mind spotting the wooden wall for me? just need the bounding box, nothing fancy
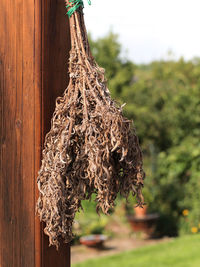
[0,0,71,266]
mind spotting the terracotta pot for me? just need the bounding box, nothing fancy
[127,213,159,236]
[134,205,147,218]
[79,235,107,248]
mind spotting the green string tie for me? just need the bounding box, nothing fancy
[66,0,91,17]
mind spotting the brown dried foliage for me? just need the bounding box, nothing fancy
[36,3,145,249]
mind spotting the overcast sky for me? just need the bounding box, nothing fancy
[84,0,200,63]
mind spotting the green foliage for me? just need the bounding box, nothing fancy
[140,61,200,235]
[73,235,200,267]
[87,32,200,236]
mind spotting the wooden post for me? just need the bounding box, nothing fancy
[0,0,71,266]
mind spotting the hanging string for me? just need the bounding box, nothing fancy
[66,0,91,17]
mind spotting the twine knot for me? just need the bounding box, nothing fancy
[66,0,91,17]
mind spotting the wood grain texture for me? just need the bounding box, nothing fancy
[0,0,71,266]
[41,1,71,265]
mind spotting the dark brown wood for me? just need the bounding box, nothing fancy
[41,1,71,265]
[0,0,71,266]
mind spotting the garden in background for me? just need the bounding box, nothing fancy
[71,32,200,265]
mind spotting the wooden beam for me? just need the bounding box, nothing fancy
[0,0,71,266]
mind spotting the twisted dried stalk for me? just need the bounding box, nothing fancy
[36,1,145,249]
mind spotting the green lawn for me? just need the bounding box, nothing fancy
[73,235,200,267]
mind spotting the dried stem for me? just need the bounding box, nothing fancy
[36,2,145,249]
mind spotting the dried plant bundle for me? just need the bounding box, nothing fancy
[36,1,145,249]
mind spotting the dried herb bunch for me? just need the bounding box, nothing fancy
[36,1,145,248]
